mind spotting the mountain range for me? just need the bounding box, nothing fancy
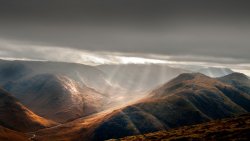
[0,60,249,141]
[29,73,250,141]
[0,60,110,92]
[90,73,250,140]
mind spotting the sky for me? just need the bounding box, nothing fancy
[0,0,250,74]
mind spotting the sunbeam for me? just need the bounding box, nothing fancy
[134,65,152,91]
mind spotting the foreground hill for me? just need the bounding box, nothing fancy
[0,126,28,141]
[4,74,107,123]
[32,73,250,141]
[117,114,250,141]
[0,88,56,132]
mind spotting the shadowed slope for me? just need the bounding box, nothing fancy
[219,72,250,96]
[0,88,56,132]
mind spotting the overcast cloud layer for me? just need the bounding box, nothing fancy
[0,0,250,74]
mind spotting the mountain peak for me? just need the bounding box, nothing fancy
[167,73,209,85]
[178,73,206,78]
[150,73,222,98]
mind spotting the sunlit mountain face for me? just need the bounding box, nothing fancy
[0,0,250,141]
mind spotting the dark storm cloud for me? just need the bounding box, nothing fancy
[0,0,250,61]
[0,0,250,21]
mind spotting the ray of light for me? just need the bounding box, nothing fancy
[206,68,214,77]
[134,65,153,92]
[100,65,122,95]
[160,64,168,85]
[124,66,141,91]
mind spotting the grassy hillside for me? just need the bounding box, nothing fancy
[116,114,250,141]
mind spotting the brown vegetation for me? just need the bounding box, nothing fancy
[117,114,250,141]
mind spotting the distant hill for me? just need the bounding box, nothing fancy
[117,114,250,141]
[0,88,56,132]
[0,60,111,94]
[3,73,107,123]
[197,67,234,77]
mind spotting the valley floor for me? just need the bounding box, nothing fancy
[113,114,250,141]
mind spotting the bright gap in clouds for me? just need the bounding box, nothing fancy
[79,50,169,65]
[115,56,167,64]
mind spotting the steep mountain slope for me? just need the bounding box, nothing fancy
[118,114,250,141]
[32,73,250,141]
[0,126,29,141]
[197,67,233,77]
[98,64,189,91]
[0,88,56,132]
[4,74,107,123]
